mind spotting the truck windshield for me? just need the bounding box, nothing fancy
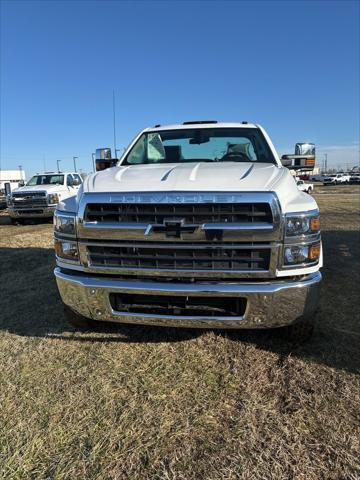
[123,128,276,165]
[27,174,65,186]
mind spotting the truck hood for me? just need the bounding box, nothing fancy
[82,162,317,213]
[12,184,63,194]
[85,162,283,192]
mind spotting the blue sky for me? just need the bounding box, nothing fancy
[1,0,359,176]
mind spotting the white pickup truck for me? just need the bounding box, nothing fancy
[54,122,322,341]
[8,172,83,222]
[295,178,314,194]
[323,173,350,185]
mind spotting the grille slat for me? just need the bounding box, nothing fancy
[87,244,271,271]
[85,202,272,225]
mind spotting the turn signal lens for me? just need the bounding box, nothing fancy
[309,243,321,261]
[310,217,320,231]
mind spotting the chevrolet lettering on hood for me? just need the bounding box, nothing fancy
[107,193,244,204]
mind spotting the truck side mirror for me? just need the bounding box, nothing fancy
[4,182,11,196]
[95,148,118,171]
[281,143,316,171]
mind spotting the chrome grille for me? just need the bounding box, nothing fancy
[76,192,282,278]
[84,202,273,225]
[12,192,47,208]
[86,242,271,272]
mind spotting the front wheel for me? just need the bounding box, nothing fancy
[63,305,95,329]
[279,316,315,343]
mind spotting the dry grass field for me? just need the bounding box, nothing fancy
[0,188,359,479]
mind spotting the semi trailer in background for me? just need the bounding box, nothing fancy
[0,169,26,209]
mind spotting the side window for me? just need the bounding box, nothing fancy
[67,174,73,186]
[127,135,146,164]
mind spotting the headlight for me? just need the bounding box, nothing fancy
[284,243,321,266]
[54,211,76,236]
[285,212,320,236]
[48,193,60,204]
[54,239,79,261]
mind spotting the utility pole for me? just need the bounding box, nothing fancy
[113,89,117,156]
[115,148,121,159]
[57,160,61,172]
[18,165,23,181]
[92,153,95,172]
[324,153,328,173]
[73,156,78,173]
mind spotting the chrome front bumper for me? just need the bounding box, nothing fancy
[55,268,321,329]
[8,206,56,218]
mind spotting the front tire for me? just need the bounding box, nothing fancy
[63,305,94,329]
[10,218,25,225]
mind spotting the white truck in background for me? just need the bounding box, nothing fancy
[54,121,322,341]
[295,178,314,194]
[8,172,83,223]
[323,173,350,185]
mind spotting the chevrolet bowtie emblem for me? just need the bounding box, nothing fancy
[144,218,196,238]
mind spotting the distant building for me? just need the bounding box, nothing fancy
[289,166,320,177]
[0,169,26,190]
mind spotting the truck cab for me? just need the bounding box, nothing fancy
[8,171,82,221]
[54,122,322,340]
